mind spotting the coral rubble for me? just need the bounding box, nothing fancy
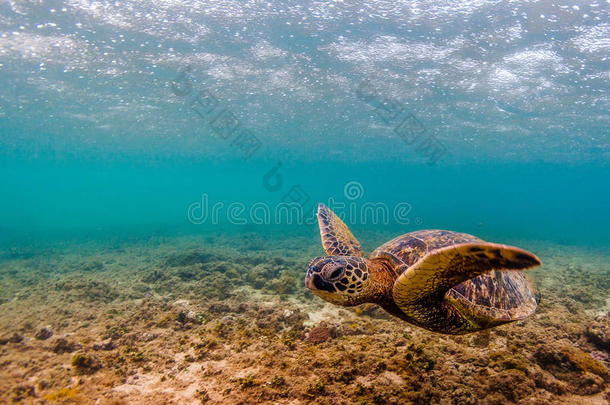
[0,234,607,404]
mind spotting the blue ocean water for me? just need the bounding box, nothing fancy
[2,3,610,403]
[0,1,608,249]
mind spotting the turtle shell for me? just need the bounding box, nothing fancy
[370,230,539,322]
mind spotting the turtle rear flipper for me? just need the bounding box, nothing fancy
[317,204,363,257]
[392,242,541,334]
[446,270,539,328]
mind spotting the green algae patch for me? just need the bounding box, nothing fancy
[267,271,297,295]
[43,387,82,402]
[55,277,119,303]
[1,234,610,404]
[535,344,608,378]
[560,346,608,377]
[235,373,259,390]
[71,352,102,374]
[11,385,35,402]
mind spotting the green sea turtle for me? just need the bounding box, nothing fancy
[305,204,541,335]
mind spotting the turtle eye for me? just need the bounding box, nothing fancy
[323,264,344,281]
[329,268,343,279]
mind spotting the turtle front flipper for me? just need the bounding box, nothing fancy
[317,203,363,257]
[392,242,541,334]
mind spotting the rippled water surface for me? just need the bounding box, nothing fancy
[0,1,608,404]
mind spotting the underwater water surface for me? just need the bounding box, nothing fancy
[0,1,609,404]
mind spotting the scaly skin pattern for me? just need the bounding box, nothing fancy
[306,204,541,335]
[317,204,363,257]
[304,252,468,330]
[391,239,540,334]
[370,229,482,267]
[374,231,540,333]
[306,256,378,307]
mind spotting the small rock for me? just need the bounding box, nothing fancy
[591,350,608,363]
[306,322,336,344]
[574,372,605,396]
[126,375,140,384]
[37,380,50,390]
[8,332,23,343]
[221,315,234,324]
[71,352,102,375]
[539,374,568,395]
[281,308,307,328]
[489,369,534,401]
[0,333,22,344]
[450,387,477,405]
[140,332,157,342]
[35,326,53,340]
[92,338,116,351]
[177,310,202,325]
[585,316,609,351]
[51,337,81,354]
[173,299,190,307]
[12,385,35,401]
[187,310,201,323]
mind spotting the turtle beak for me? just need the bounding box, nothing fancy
[305,257,324,290]
[304,274,314,290]
[304,267,316,290]
[305,270,337,293]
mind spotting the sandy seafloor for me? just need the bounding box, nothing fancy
[0,231,608,405]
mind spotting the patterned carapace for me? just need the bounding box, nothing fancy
[305,204,541,334]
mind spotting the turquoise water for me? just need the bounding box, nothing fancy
[0,1,608,248]
[1,3,610,403]
[1,157,609,249]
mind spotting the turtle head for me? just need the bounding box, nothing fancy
[305,256,371,306]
